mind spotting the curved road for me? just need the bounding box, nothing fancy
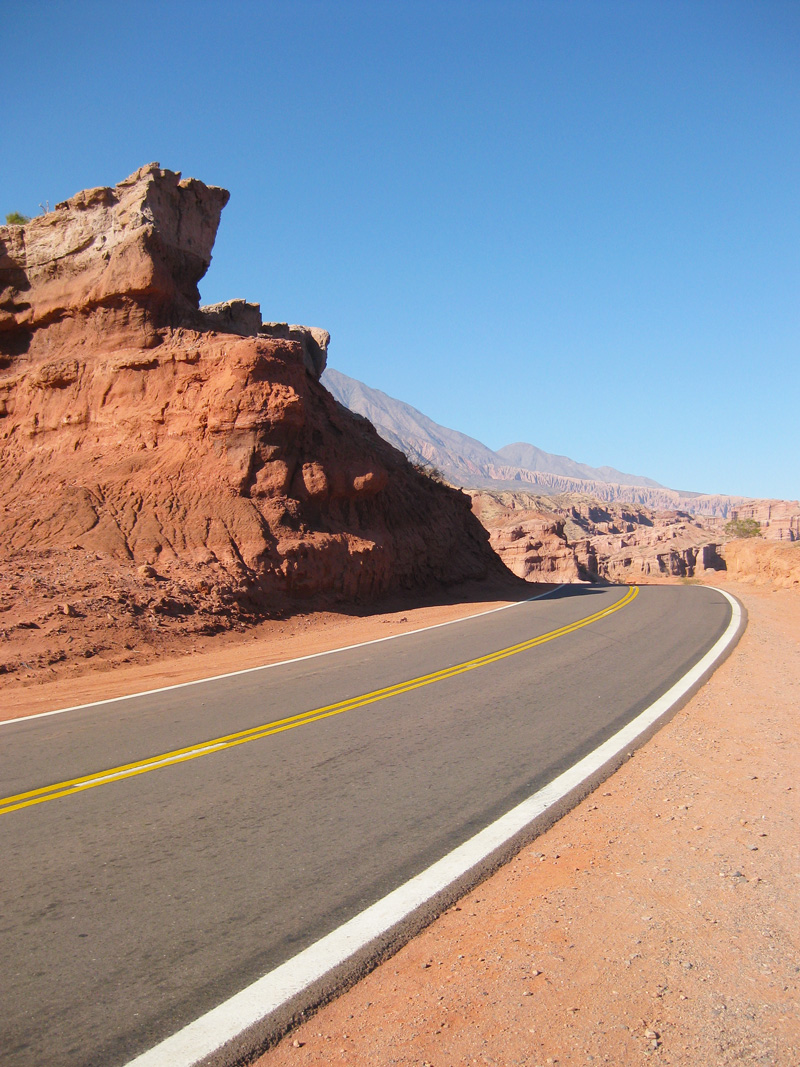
[0,584,737,1067]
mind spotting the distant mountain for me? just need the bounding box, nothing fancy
[495,442,663,489]
[322,367,661,490]
[322,369,797,527]
[322,367,511,485]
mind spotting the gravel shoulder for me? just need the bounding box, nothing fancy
[252,578,799,1067]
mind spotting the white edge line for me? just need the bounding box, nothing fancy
[124,586,743,1067]
[2,585,568,726]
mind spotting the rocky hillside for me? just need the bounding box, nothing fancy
[470,489,800,586]
[0,164,506,676]
[721,538,800,588]
[469,490,728,583]
[323,367,662,491]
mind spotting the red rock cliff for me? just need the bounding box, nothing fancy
[0,165,502,642]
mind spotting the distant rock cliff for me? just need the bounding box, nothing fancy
[0,165,504,664]
[470,490,730,583]
[727,500,800,543]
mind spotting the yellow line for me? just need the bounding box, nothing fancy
[0,586,639,816]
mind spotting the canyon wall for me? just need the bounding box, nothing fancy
[720,539,800,589]
[470,490,730,583]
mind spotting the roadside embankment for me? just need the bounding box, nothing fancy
[722,538,800,588]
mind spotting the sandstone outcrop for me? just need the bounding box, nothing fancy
[0,163,229,355]
[720,539,800,588]
[0,165,504,676]
[728,500,800,542]
[469,493,594,583]
[470,490,728,583]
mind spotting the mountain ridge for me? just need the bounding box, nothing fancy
[322,367,660,488]
[321,367,786,519]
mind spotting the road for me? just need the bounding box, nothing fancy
[0,584,735,1067]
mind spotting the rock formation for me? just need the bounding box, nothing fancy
[720,539,800,588]
[0,164,505,674]
[727,500,800,542]
[470,490,730,583]
[469,493,594,583]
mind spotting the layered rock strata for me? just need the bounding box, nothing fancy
[0,165,503,673]
[728,500,800,542]
[470,490,730,583]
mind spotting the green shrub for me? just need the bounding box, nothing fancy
[5,212,30,225]
[724,517,761,539]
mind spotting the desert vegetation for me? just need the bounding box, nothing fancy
[724,517,761,538]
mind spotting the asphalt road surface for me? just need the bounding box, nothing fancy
[0,583,734,1067]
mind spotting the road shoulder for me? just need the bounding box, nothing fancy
[254,580,799,1067]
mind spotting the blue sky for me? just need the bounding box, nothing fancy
[4,0,798,499]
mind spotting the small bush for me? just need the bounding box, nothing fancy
[411,460,446,484]
[724,517,761,539]
[5,212,30,225]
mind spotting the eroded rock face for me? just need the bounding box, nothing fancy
[721,539,800,588]
[728,500,800,542]
[260,323,329,379]
[470,490,728,583]
[0,166,502,657]
[0,164,230,355]
[469,493,593,582]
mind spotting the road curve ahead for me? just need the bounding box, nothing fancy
[0,584,741,1067]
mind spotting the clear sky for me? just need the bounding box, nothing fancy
[4,0,798,499]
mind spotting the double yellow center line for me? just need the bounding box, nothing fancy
[1,586,638,817]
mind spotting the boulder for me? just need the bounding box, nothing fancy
[200,299,262,336]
